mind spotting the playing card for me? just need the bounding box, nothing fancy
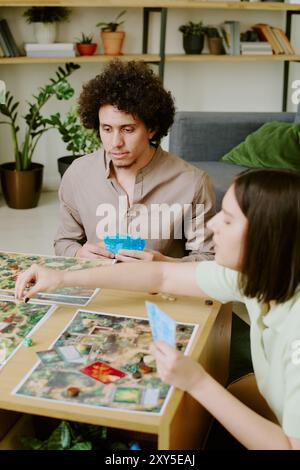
[145,301,176,347]
[80,361,127,384]
[56,345,85,363]
[113,386,142,404]
[36,349,61,364]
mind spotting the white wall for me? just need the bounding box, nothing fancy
[0,6,299,190]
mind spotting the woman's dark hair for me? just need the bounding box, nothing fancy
[78,60,175,145]
[234,168,300,304]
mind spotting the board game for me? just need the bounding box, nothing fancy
[0,251,114,306]
[14,310,198,414]
[0,299,56,369]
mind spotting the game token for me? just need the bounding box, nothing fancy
[67,386,80,397]
[132,371,142,379]
[139,362,152,374]
[23,337,33,347]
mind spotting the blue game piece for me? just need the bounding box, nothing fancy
[129,441,141,450]
[103,235,146,254]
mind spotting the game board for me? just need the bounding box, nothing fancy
[0,251,114,306]
[0,299,56,369]
[14,310,197,414]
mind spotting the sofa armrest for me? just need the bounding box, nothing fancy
[169,111,295,162]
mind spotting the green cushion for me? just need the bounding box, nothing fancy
[222,121,300,171]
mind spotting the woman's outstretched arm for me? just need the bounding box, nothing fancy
[15,261,207,300]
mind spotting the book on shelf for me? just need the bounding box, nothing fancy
[220,21,240,55]
[24,43,76,57]
[272,27,295,55]
[0,19,22,57]
[24,43,75,51]
[240,41,273,55]
[252,23,294,55]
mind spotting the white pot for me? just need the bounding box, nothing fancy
[34,23,57,44]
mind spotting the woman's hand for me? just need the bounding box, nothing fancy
[15,264,64,301]
[149,341,208,393]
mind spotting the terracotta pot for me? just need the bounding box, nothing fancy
[208,37,224,55]
[101,31,125,56]
[76,43,97,56]
[0,162,44,209]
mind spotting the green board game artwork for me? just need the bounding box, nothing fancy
[14,310,198,414]
[0,251,114,306]
[0,299,56,369]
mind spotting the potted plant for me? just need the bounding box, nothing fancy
[206,26,224,55]
[96,10,126,56]
[75,33,97,56]
[23,6,71,44]
[179,21,206,54]
[0,63,80,209]
[48,105,100,178]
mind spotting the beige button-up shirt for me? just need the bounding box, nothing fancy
[54,146,216,261]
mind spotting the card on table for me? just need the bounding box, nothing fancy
[80,361,127,384]
[36,349,61,364]
[113,386,143,404]
[56,345,85,363]
[145,301,176,347]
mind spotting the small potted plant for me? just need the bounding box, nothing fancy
[179,21,206,55]
[206,26,224,55]
[0,63,80,209]
[48,105,101,178]
[23,6,71,44]
[76,33,97,56]
[96,10,126,56]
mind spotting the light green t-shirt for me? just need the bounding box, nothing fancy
[196,261,300,439]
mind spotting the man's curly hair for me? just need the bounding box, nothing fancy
[78,60,175,145]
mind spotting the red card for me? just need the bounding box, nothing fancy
[80,361,126,384]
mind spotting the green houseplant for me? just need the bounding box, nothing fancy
[23,6,71,44]
[0,62,80,209]
[179,21,206,54]
[96,10,126,55]
[75,33,97,56]
[48,105,101,178]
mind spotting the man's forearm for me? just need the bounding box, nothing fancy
[54,239,82,257]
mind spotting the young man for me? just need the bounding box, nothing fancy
[54,60,215,262]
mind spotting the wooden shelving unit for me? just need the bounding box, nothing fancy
[166,53,300,62]
[0,1,300,108]
[0,53,160,65]
[0,1,299,10]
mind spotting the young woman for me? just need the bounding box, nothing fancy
[15,168,300,450]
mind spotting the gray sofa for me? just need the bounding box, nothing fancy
[169,109,298,209]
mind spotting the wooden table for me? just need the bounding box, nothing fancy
[0,289,231,450]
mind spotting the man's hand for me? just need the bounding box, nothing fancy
[76,241,115,260]
[115,248,171,263]
[149,341,207,393]
[15,264,63,301]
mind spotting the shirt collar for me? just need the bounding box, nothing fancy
[103,145,163,181]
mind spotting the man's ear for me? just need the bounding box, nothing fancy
[148,128,157,140]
